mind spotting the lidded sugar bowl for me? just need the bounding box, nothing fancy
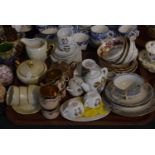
[16,59,47,84]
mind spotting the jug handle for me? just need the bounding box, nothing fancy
[47,44,55,57]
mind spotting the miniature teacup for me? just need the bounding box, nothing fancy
[90,25,115,45]
[118,25,139,40]
[83,91,102,108]
[67,77,90,96]
[72,33,89,50]
[145,41,155,62]
[0,84,6,103]
[112,73,144,100]
[63,98,84,118]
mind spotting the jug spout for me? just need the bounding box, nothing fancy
[20,38,33,46]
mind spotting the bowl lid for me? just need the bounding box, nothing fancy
[17,60,47,78]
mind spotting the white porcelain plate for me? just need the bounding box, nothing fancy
[60,100,110,122]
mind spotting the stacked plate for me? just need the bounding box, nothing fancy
[103,73,155,117]
[97,37,138,73]
[50,46,82,64]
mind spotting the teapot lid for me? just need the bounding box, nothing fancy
[17,60,47,78]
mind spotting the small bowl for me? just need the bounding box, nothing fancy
[19,86,28,106]
[41,107,60,119]
[6,86,20,106]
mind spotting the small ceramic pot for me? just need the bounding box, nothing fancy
[41,107,60,119]
[145,41,155,62]
[63,98,84,118]
[72,33,89,50]
[0,84,6,103]
[112,73,144,100]
[0,65,13,86]
[67,77,90,96]
[0,42,14,62]
[16,59,47,84]
[83,91,102,108]
[21,38,48,61]
[6,86,20,106]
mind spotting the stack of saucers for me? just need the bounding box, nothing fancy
[97,37,138,73]
[103,73,155,117]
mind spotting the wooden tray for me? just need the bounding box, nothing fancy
[6,106,155,126]
[5,43,155,127]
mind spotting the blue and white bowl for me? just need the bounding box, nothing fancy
[72,33,89,50]
[90,25,115,46]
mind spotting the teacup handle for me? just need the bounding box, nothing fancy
[47,44,55,56]
[101,67,108,78]
[106,30,115,38]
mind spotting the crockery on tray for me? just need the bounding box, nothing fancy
[17,59,47,84]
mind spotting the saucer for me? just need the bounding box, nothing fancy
[12,104,41,115]
[107,94,155,117]
[60,98,110,122]
[139,50,155,73]
[105,82,154,107]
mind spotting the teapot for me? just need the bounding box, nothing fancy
[20,38,48,61]
[83,67,108,93]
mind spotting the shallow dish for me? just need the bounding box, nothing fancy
[60,98,110,122]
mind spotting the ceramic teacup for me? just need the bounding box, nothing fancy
[90,25,115,45]
[145,41,155,62]
[118,25,139,40]
[63,98,84,118]
[57,27,76,51]
[83,91,102,108]
[112,73,144,100]
[72,33,89,50]
[0,84,6,103]
[39,84,61,110]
